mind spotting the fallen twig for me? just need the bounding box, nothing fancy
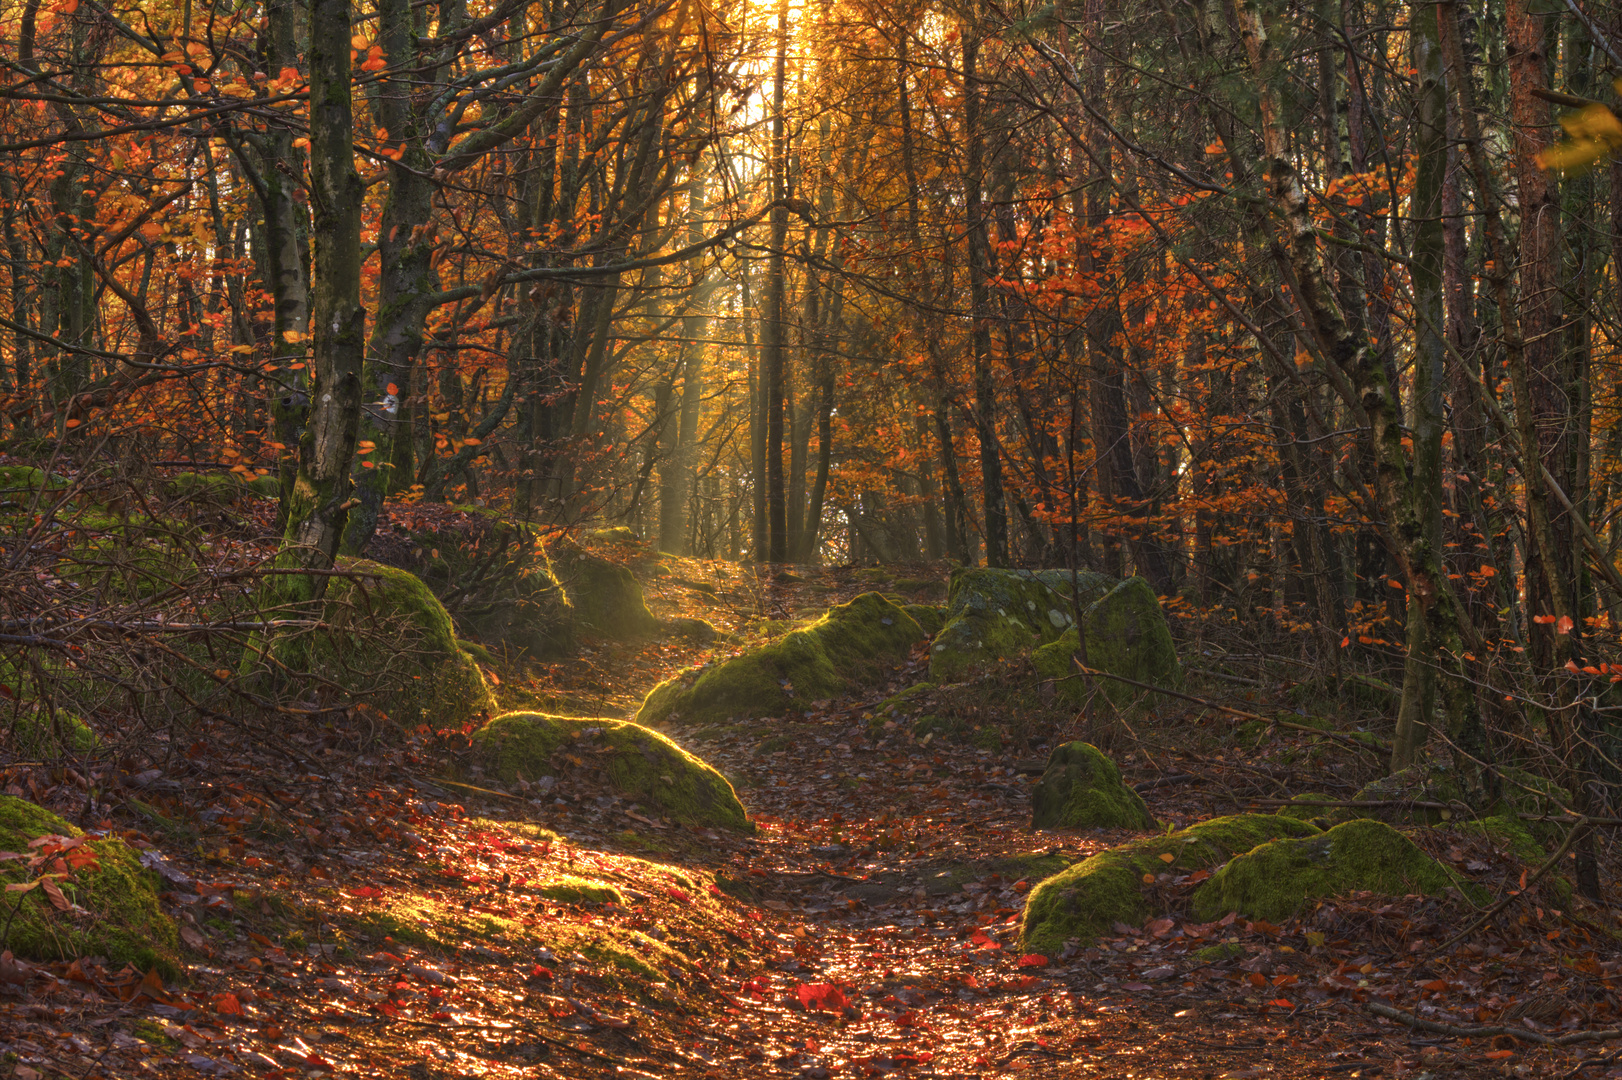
[1367,1001,1622,1045]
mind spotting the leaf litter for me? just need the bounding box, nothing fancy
[0,560,1620,1078]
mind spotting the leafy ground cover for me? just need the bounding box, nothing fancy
[0,547,1617,1079]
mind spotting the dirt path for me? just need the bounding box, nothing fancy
[0,557,1615,1078]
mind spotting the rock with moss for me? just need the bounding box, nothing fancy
[369,507,574,658]
[551,539,660,639]
[1029,578,1182,709]
[587,526,642,545]
[636,593,926,726]
[903,604,946,638]
[267,560,496,731]
[472,712,750,831]
[10,710,98,756]
[164,471,245,507]
[1343,764,1569,830]
[0,796,178,972]
[930,568,1111,683]
[0,465,65,505]
[1031,742,1153,830]
[665,616,721,642]
[1279,792,1337,825]
[1191,819,1484,922]
[1020,814,1319,954]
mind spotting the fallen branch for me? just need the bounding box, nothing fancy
[1367,1001,1622,1045]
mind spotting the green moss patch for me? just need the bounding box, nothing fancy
[534,875,624,905]
[1191,819,1484,923]
[1020,814,1319,954]
[636,593,926,726]
[0,796,178,972]
[281,560,496,731]
[9,710,98,756]
[903,605,946,637]
[1031,742,1153,829]
[471,712,750,832]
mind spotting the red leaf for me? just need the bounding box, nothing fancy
[1267,997,1294,1009]
[796,982,849,1012]
[351,886,383,899]
[214,993,243,1015]
[1016,954,1049,968]
[40,879,68,911]
[969,929,1001,950]
[665,886,690,902]
[1557,615,1575,634]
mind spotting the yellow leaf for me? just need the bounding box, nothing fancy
[281,329,304,343]
[1158,852,1175,864]
[1141,873,1155,885]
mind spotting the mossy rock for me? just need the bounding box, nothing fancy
[10,710,98,756]
[552,540,659,639]
[1029,578,1182,710]
[1194,942,1246,963]
[903,604,946,638]
[535,875,624,905]
[164,471,244,506]
[872,682,936,724]
[1031,742,1153,829]
[1279,792,1337,823]
[0,796,179,972]
[1020,814,1319,954]
[0,465,65,504]
[471,712,751,832]
[665,616,721,642]
[244,474,281,498]
[1343,765,1569,831]
[587,526,642,545]
[267,560,496,731]
[1190,819,1485,923]
[636,593,926,726]
[930,568,1112,683]
[373,508,574,658]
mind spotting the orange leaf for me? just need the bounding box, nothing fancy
[1557,615,1575,634]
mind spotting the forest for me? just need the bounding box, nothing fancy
[3,0,1622,1073]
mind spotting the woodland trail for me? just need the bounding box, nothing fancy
[0,559,1614,1079]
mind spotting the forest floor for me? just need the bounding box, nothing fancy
[1,539,1619,1080]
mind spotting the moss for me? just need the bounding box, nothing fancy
[1029,578,1183,710]
[666,617,721,642]
[0,796,179,973]
[1279,793,1337,823]
[587,526,642,545]
[164,471,244,506]
[535,875,624,905]
[1194,942,1246,963]
[0,466,62,504]
[1191,819,1486,923]
[290,560,497,731]
[472,712,751,831]
[1020,814,1319,953]
[1031,742,1153,829]
[636,593,926,726]
[244,474,281,498]
[903,604,946,638]
[9,710,98,756]
[456,638,497,667]
[930,568,1113,683]
[873,682,936,722]
[551,540,659,639]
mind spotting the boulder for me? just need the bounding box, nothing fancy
[636,593,926,726]
[903,604,946,638]
[1191,819,1481,922]
[1020,814,1318,954]
[551,539,660,639]
[931,570,1181,708]
[0,796,178,972]
[472,712,750,831]
[266,560,496,731]
[930,568,1109,683]
[1030,742,1153,829]
[367,507,574,658]
[1343,764,1569,829]
[1029,578,1182,709]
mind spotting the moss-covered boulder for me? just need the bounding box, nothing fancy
[636,593,926,725]
[1191,819,1482,922]
[0,796,178,971]
[164,471,245,506]
[903,604,946,638]
[551,540,659,639]
[368,507,574,658]
[1031,742,1153,829]
[1020,814,1319,954]
[472,712,750,831]
[930,568,1111,683]
[587,526,641,545]
[0,465,65,505]
[1343,764,1569,828]
[1029,578,1182,709]
[10,710,98,756]
[271,560,496,731]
